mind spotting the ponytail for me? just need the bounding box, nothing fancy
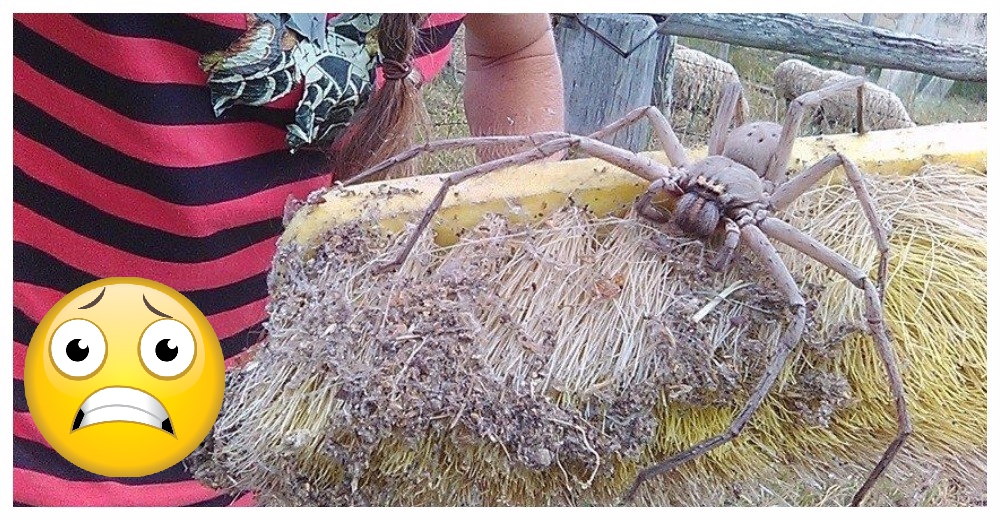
[332,14,428,181]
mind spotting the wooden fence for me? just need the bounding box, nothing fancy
[552,13,987,150]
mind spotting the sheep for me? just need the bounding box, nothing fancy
[669,45,751,122]
[773,59,915,132]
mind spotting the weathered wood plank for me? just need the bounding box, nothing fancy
[846,13,877,76]
[554,14,659,151]
[653,13,986,82]
[651,34,676,116]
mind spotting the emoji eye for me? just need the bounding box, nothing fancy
[139,319,196,378]
[50,319,107,378]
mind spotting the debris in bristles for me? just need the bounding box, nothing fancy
[691,280,753,323]
[782,369,854,427]
[191,204,833,505]
[189,166,986,506]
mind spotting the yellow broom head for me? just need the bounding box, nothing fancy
[187,165,985,506]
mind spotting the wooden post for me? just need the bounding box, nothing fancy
[651,34,677,119]
[554,14,659,151]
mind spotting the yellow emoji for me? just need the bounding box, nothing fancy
[24,277,224,477]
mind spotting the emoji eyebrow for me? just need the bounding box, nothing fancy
[143,295,173,319]
[78,288,106,309]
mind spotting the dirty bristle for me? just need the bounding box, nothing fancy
[188,166,985,506]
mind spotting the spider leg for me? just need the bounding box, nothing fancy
[587,105,690,167]
[758,216,911,507]
[585,108,690,225]
[634,178,674,223]
[351,102,687,187]
[368,103,689,272]
[378,134,677,272]
[343,133,568,185]
[708,83,746,156]
[768,153,890,299]
[712,218,742,271]
[764,76,866,184]
[626,223,807,503]
[374,136,577,272]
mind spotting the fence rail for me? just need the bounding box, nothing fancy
[651,13,986,82]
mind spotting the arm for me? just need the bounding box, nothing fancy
[462,13,565,161]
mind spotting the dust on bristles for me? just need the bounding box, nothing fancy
[188,199,864,505]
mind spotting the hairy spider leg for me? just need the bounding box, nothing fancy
[712,217,743,271]
[625,220,808,503]
[769,153,891,298]
[758,216,910,506]
[375,129,677,272]
[765,77,866,184]
[344,133,568,185]
[588,105,690,168]
[708,82,747,156]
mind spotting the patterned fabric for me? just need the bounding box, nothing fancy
[13,13,463,506]
[201,14,384,151]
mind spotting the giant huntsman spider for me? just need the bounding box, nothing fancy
[341,77,910,506]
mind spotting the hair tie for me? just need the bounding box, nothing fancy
[382,59,413,81]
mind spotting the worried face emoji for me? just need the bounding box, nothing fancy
[24,278,224,477]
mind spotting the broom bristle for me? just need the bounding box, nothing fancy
[188,166,986,506]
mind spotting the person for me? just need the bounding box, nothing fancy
[13,13,565,506]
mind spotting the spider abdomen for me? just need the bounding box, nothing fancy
[723,122,782,177]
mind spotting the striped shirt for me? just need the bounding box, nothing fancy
[13,13,463,506]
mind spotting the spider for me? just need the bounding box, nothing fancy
[341,77,910,507]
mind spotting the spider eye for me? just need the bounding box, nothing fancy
[50,319,107,378]
[140,320,196,378]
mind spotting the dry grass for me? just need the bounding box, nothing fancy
[910,96,988,126]
[418,27,475,175]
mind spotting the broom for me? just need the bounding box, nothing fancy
[188,123,986,506]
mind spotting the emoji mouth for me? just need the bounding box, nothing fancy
[73,387,174,435]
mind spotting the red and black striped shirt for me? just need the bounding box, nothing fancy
[13,13,463,506]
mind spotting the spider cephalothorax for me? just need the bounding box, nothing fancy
[341,76,905,507]
[673,156,767,237]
